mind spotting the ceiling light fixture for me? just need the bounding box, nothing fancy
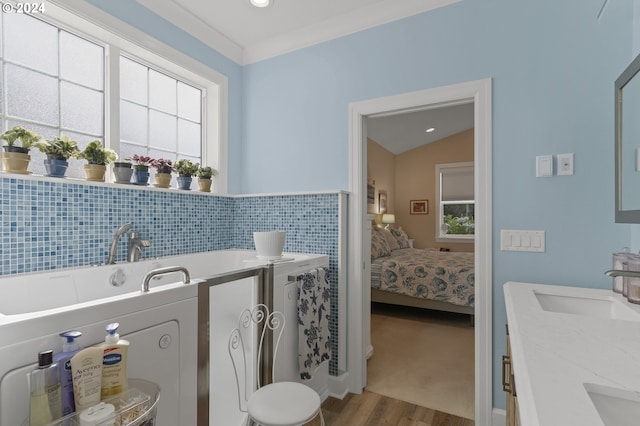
[250,0,272,7]
[426,127,435,133]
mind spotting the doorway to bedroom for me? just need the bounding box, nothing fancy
[365,103,476,420]
[347,79,492,424]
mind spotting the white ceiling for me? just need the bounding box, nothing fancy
[367,103,474,155]
[136,0,460,64]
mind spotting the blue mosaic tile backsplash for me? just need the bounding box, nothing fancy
[0,176,343,375]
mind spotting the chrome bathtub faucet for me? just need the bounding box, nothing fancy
[128,231,151,262]
[107,223,133,264]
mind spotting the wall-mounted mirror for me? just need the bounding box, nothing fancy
[615,52,640,223]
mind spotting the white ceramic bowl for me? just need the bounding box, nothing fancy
[253,231,286,260]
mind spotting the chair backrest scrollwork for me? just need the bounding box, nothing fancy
[228,304,286,412]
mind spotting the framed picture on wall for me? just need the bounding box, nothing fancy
[367,178,375,207]
[378,191,387,214]
[410,199,428,215]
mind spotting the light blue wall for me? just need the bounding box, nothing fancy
[240,0,635,410]
[58,0,638,411]
[86,0,245,194]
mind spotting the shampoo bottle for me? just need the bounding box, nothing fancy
[99,322,129,398]
[54,331,82,416]
[29,349,62,426]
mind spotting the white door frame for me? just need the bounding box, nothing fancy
[347,78,493,424]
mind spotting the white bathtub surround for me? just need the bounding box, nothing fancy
[0,249,330,426]
[503,282,640,426]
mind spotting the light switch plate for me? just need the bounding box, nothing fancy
[557,153,574,176]
[500,230,545,252]
[536,155,553,177]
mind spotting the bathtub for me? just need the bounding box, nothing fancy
[0,249,329,426]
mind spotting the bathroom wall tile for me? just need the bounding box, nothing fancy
[0,176,342,375]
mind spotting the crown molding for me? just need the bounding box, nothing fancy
[243,0,461,64]
[136,0,244,64]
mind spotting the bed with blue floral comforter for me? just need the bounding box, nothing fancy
[371,248,474,308]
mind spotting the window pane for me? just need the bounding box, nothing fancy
[149,110,176,150]
[60,31,104,90]
[61,82,103,135]
[5,13,58,75]
[120,57,148,105]
[120,142,147,163]
[177,82,201,122]
[7,64,59,126]
[121,100,148,144]
[149,70,176,114]
[442,204,475,235]
[177,119,201,157]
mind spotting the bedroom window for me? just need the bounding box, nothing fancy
[0,5,223,189]
[436,162,475,242]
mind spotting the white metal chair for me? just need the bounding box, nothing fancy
[229,304,325,426]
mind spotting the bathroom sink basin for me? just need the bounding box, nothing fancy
[585,383,640,426]
[534,292,640,321]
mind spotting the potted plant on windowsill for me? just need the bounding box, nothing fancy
[175,159,199,190]
[127,155,154,185]
[196,166,217,192]
[0,126,42,174]
[36,136,80,178]
[151,158,174,188]
[74,140,117,182]
[112,159,133,184]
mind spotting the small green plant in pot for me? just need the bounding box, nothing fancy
[36,136,80,178]
[0,126,42,174]
[196,166,217,192]
[74,140,117,182]
[175,159,199,190]
[0,126,42,153]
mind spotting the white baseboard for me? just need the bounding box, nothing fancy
[492,408,506,426]
[328,372,350,399]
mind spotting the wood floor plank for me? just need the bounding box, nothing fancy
[305,391,473,426]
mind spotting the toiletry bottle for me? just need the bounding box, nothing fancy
[30,349,62,426]
[99,322,130,398]
[54,330,82,416]
[71,346,103,412]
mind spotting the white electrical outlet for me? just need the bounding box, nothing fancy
[557,153,574,176]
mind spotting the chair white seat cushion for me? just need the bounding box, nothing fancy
[247,381,321,426]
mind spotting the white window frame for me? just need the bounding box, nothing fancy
[435,161,474,243]
[7,0,228,193]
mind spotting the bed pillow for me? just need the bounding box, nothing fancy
[390,227,411,249]
[371,227,391,260]
[379,227,400,251]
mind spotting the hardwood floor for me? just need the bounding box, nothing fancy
[306,391,474,426]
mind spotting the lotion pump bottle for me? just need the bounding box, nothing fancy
[30,349,62,426]
[54,331,82,416]
[100,322,129,398]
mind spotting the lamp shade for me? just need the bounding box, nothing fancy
[381,214,395,224]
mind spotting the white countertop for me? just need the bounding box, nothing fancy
[503,282,640,426]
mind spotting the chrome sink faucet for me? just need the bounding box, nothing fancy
[128,231,151,262]
[107,223,133,264]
